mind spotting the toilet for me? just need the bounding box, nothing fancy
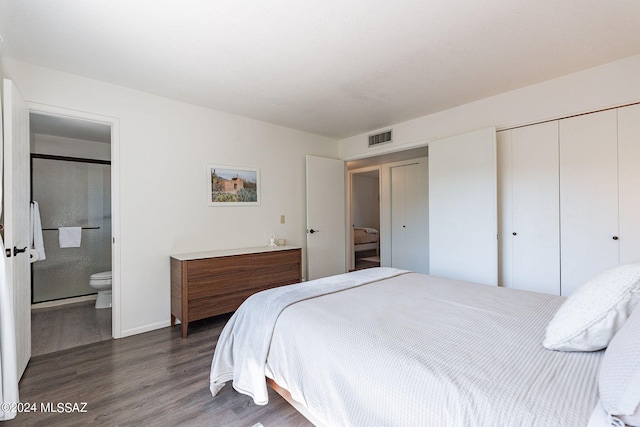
[89,271,112,309]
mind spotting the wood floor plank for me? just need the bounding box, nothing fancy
[7,314,313,427]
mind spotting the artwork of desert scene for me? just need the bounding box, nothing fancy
[209,166,258,203]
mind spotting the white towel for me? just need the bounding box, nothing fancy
[30,201,46,261]
[58,227,82,248]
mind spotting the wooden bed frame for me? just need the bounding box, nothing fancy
[266,378,323,426]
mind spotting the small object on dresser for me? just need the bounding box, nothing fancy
[268,233,277,247]
[276,238,286,246]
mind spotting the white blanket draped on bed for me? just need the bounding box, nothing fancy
[209,267,408,405]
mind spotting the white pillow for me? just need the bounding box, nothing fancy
[599,305,640,425]
[543,263,640,352]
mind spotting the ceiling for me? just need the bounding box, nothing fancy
[1,1,640,140]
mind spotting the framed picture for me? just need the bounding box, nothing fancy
[207,164,260,206]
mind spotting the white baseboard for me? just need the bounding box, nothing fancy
[119,320,171,338]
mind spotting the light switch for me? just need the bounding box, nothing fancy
[280,215,285,224]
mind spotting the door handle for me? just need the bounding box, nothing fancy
[13,246,28,256]
[308,229,319,234]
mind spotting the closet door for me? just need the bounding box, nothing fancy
[429,127,497,286]
[497,130,514,287]
[618,104,640,264]
[390,160,429,273]
[498,122,560,294]
[560,109,619,296]
[403,161,429,273]
[391,164,408,269]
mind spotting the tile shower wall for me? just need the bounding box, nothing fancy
[32,157,111,303]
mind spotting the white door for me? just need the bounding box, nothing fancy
[497,122,560,295]
[403,160,429,273]
[390,164,408,269]
[391,161,429,273]
[306,155,346,280]
[2,79,31,378]
[560,109,619,296]
[429,127,497,286]
[618,104,640,264]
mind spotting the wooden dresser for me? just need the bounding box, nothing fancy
[170,246,302,337]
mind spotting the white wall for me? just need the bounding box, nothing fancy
[340,54,640,159]
[2,58,338,337]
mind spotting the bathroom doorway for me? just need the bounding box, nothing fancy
[29,112,114,355]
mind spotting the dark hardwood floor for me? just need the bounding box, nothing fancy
[7,314,313,427]
[31,301,112,357]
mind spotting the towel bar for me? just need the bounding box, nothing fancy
[42,227,101,231]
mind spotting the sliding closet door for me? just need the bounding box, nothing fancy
[498,122,560,294]
[429,128,497,286]
[617,104,640,264]
[560,109,619,296]
[403,161,429,273]
[390,164,408,269]
[390,159,428,273]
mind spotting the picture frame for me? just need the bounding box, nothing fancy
[207,164,260,206]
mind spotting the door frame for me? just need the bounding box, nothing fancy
[26,102,122,338]
[347,165,382,270]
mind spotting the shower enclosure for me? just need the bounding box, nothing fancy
[31,155,112,303]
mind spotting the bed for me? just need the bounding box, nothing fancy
[210,267,640,426]
[353,227,379,255]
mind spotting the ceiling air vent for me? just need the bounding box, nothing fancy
[368,130,392,147]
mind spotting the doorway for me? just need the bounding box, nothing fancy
[347,146,429,271]
[349,168,381,271]
[28,111,116,355]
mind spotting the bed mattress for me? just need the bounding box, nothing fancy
[266,273,602,426]
[354,228,379,245]
[212,269,603,426]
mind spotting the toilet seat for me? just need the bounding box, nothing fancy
[90,270,112,285]
[90,270,112,280]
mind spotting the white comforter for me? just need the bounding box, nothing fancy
[209,267,408,405]
[211,269,603,426]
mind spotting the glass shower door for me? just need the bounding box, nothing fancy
[31,157,111,303]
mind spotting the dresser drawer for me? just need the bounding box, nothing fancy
[187,270,252,300]
[252,250,300,269]
[252,265,301,287]
[252,249,301,288]
[188,292,251,321]
[187,255,250,281]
